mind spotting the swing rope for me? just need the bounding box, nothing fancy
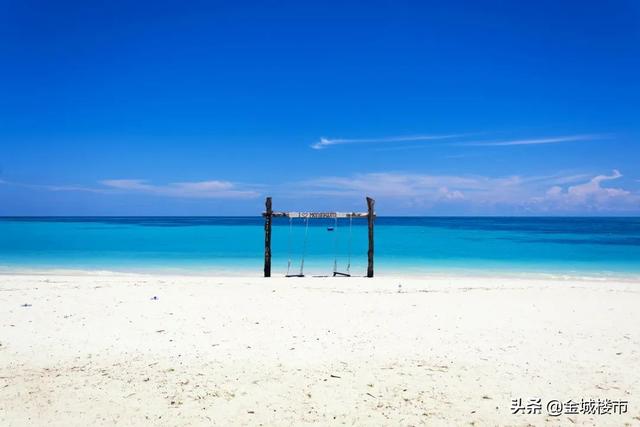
[346,215,352,275]
[286,216,308,277]
[286,213,354,277]
[286,216,293,276]
[332,215,353,277]
[332,217,338,274]
[299,216,309,276]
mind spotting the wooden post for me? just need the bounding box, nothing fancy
[366,197,375,278]
[264,197,272,277]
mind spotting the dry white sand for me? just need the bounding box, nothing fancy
[1,272,639,426]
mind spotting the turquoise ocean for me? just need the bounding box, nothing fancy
[1,217,639,277]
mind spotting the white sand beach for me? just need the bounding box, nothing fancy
[1,272,639,426]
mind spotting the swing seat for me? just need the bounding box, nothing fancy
[285,273,305,278]
[333,271,351,277]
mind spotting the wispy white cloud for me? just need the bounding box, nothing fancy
[311,134,466,150]
[311,133,607,150]
[462,134,603,146]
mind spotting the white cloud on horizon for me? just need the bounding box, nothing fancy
[0,180,112,194]
[99,179,260,199]
[3,171,637,213]
[0,178,260,199]
[297,170,639,213]
[531,170,639,212]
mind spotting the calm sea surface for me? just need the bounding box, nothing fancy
[1,217,639,277]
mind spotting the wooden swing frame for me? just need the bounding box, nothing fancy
[262,197,375,278]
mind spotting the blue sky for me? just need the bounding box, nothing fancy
[1,0,639,215]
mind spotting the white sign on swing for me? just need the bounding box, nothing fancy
[285,212,362,219]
